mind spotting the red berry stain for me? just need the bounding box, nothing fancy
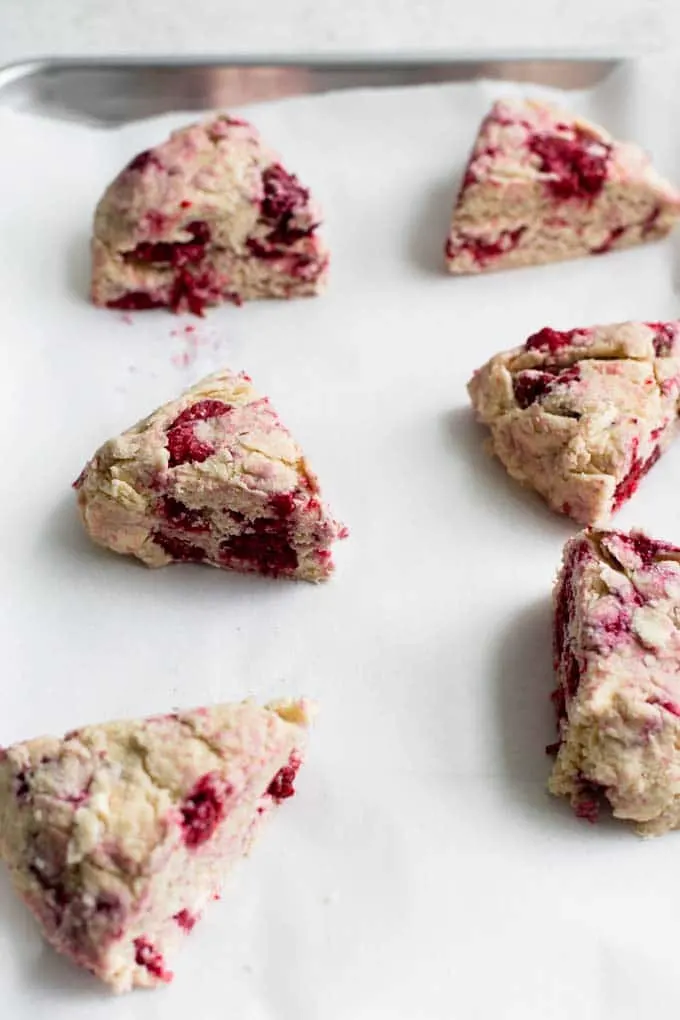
[153,532,205,562]
[524,326,583,353]
[173,909,198,932]
[612,443,662,511]
[259,164,315,246]
[512,364,581,409]
[528,127,610,200]
[267,754,301,802]
[647,321,678,357]
[166,399,232,467]
[591,225,625,254]
[123,221,211,269]
[107,292,166,311]
[606,530,678,569]
[552,539,590,722]
[220,517,299,576]
[126,150,162,173]
[134,937,173,982]
[181,774,230,849]
[574,778,603,823]
[157,496,210,532]
[445,226,525,265]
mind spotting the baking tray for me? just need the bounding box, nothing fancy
[6,50,680,1020]
[0,55,621,123]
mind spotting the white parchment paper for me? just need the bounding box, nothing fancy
[3,55,680,1020]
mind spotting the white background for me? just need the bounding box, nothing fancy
[0,0,678,67]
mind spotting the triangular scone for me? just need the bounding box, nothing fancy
[445,99,680,274]
[75,369,347,582]
[0,699,311,991]
[468,320,680,525]
[549,528,680,835]
[91,114,328,315]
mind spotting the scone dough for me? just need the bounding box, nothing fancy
[446,99,680,274]
[468,320,680,525]
[549,529,680,836]
[0,700,311,990]
[92,114,328,315]
[75,368,347,582]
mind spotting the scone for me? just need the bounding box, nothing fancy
[468,320,680,524]
[446,99,680,274]
[0,699,311,990]
[549,529,680,835]
[92,114,328,315]
[74,368,347,582]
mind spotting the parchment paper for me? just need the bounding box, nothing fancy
[3,54,680,1020]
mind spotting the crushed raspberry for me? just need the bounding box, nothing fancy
[446,226,525,265]
[107,292,166,311]
[173,909,198,932]
[647,321,678,357]
[169,267,223,317]
[166,399,232,467]
[270,492,297,517]
[524,326,583,352]
[591,225,625,254]
[181,775,230,848]
[612,444,661,511]
[651,698,680,716]
[261,164,309,221]
[220,518,298,576]
[134,937,173,982]
[513,364,581,409]
[124,221,211,269]
[267,754,301,802]
[157,496,210,532]
[127,150,162,173]
[153,532,205,562]
[180,200,192,209]
[528,127,610,200]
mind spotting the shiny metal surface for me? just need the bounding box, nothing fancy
[0,56,620,125]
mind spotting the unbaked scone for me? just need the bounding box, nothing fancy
[549,528,680,835]
[92,114,328,315]
[74,368,347,582]
[446,99,680,274]
[0,699,311,990]
[468,320,680,524]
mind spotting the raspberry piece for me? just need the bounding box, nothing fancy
[180,774,230,849]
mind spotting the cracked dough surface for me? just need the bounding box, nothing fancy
[549,528,680,836]
[446,99,680,274]
[468,320,680,524]
[75,367,346,582]
[0,699,310,991]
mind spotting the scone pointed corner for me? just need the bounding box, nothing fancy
[91,114,329,316]
[74,367,347,583]
[548,527,680,835]
[0,699,311,991]
[445,98,680,275]
[467,319,680,525]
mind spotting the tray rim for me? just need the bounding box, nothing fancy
[0,51,627,95]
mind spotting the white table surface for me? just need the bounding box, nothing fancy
[0,0,676,69]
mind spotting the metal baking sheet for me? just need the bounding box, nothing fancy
[0,55,620,123]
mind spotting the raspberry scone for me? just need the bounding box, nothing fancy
[549,529,680,835]
[74,368,346,582]
[445,99,680,274]
[468,320,680,525]
[0,699,311,990]
[91,115,328,315]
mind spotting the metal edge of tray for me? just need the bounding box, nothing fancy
[0,54,624,125]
